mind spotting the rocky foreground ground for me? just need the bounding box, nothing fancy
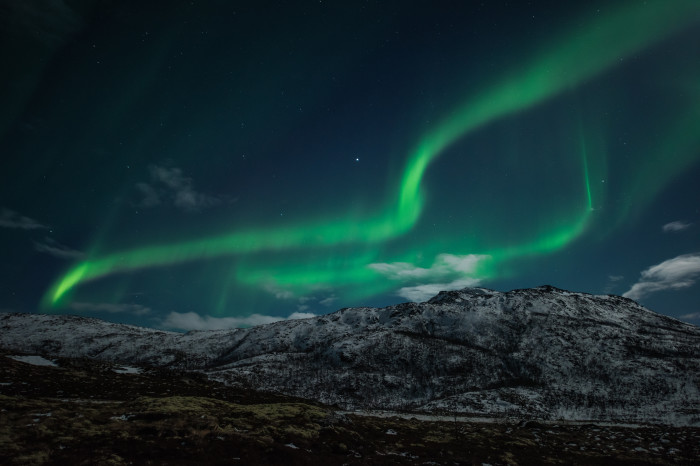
[0,351,698,465]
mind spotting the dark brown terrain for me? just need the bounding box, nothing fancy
[1,350,698,465]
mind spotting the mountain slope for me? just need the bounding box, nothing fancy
[1,286,699,424]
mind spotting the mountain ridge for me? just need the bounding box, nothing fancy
[2,286,699,425]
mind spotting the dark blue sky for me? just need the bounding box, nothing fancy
[1,0,699,330]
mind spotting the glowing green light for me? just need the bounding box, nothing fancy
[45,262,88,307]
[43,0,700,308]
[399,0,700,207]
[581,134,593,212]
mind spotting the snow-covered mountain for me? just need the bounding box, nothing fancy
[2,286,699,424]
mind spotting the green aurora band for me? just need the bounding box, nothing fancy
[44,0,700,309]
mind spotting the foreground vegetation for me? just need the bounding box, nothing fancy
[1,351,698,465]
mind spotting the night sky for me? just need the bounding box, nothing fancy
[2,0,699,331]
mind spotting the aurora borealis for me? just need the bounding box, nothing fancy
[1,1,700,329]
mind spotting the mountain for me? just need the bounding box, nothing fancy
[1,286,699,425]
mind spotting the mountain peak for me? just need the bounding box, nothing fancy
[1,286,699,424]
[426,287,497,304]
[532,284,566,292]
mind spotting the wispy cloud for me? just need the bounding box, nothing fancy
[0,208,48,230]
[136,165,222,212]
[679,312,700,322]
[603,274,624,294]
[319,295,338,307]
[263,282,296,300]
[263,285,340,313]
[370,253,490,302]
[370,254,487,281]
[69,302,151,316]
[162,311,315,331]
[34,237,84,259]
[623,253,700,301]
[662,221,692,233]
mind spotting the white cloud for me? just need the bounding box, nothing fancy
[263,282,295,300]
[662,221,692,233]
[396,278,483,302]
[370,253,490,302]
[34,237,84,259]
[319,295,338,307]
[602,274,624,294]
[623,253,700,301]
[0,208,48,230]
[264,290,340,312]
[137,165,221,212]
[262,286,341,313]
[162,310,316,331]
[69,302,151,316]
[369,254,488,281]
[369,261,430,280]
[679,312,700,322]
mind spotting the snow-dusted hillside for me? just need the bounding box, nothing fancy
[2,286,699,425]
[0,314,235,368]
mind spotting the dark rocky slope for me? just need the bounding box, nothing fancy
[2,286,699,424]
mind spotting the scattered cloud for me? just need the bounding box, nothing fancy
[136,165,222,212]
[370,254,487,281]
[296,296,318,311]
[319,295,338,307]
[0,208,48,230]
[263,282,295,300]
[162,310,316,331]
[370,253,490,302]
[34,237,84,259]
[396,278,483,302]
[602,274,624,294]
[69,302,151,316]
[263,285,340,312]
[662,221,692,233]
[679,312,700,322]
[623,253,700,301]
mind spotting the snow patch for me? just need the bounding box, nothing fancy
[114,366,142,374]
[8,355,58,367]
